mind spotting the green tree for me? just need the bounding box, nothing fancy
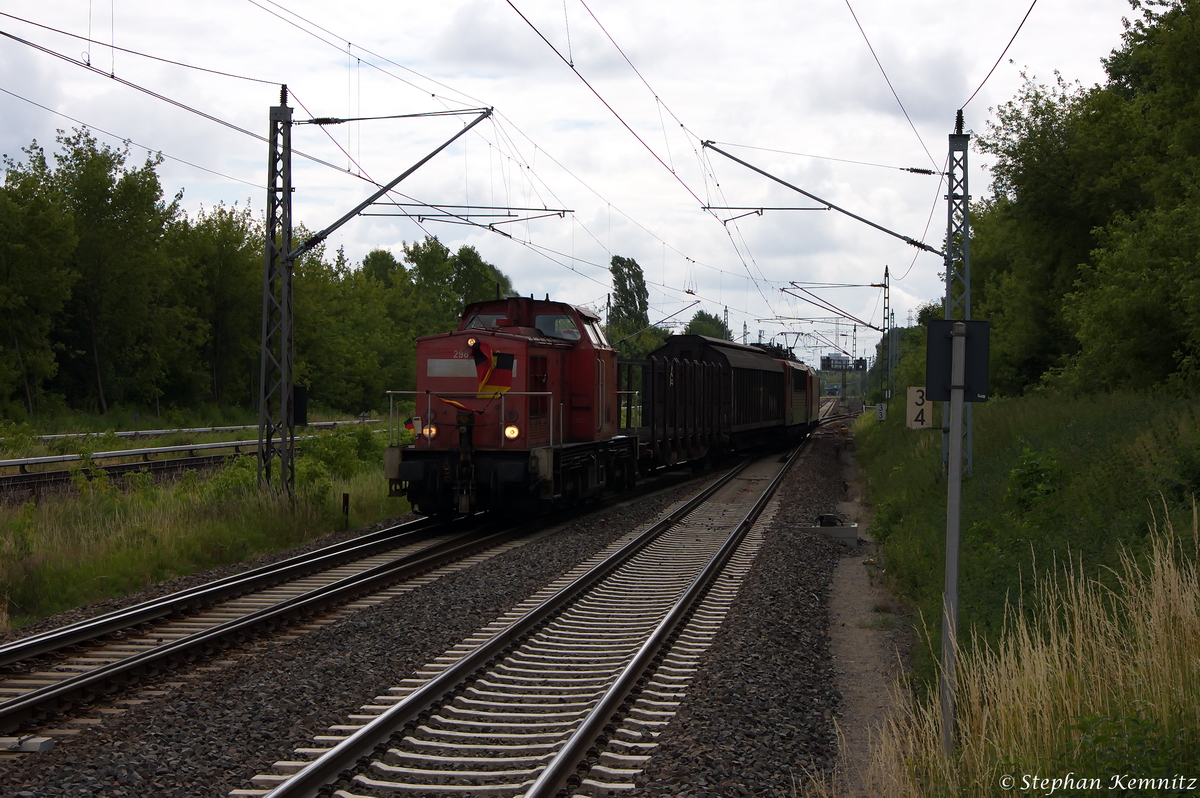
[683,309,732,340]
[606,255,659,358]
[1065,195,1200,390]
[362,248,403,288]
[294,242,407,413]
[402,236,460,337]
[0,142,77,416]
[608,255,649,334]
[451,244,513,306]
[48,129,190,414]
[165,202,262,407]
[972,1,1200,394]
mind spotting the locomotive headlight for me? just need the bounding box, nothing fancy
[422,423,438,439]
[466,337,478,347]
[503,424,520,440]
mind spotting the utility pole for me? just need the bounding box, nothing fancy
[943,110,973,475]
[938,109,973,761]
[258,85,295,494]
[940,320,967,759]
[881,267,892,400]
[889,309,897,400]
[257,93,493,495]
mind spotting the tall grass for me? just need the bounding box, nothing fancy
[855,392,1200,681]
[867,509,1200,796]
[0,426,407,627]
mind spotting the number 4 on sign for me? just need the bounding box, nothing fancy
[907,387,933,430]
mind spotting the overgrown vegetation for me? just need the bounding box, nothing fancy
[856,394,1200,677]
[0,426,405,627]
[866,513,1200,796]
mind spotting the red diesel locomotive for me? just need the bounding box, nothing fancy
[385,296,820,515]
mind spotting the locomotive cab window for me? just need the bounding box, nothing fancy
[464,314,505,330]
[535,314,580,340]
[583,320,608,346]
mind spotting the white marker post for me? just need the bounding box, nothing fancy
[907,387,932,429]
[940,321,967,758]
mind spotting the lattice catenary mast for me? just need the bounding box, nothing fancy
[258,86,295,493]
[943,110,972,473]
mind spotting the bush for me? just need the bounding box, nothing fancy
[1005,443,1060,514]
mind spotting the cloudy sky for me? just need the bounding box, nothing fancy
[1,0,1131,362]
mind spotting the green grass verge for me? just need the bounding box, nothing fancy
[855,390,1200,681]
[849,390,1200,790]
[0,425,408,627]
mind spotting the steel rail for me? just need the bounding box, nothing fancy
[0,515,450,670]
[0,518,513,733]
[262,459,753,798]
[525,441,806,796]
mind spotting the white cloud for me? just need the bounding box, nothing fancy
[0,0,1131,356]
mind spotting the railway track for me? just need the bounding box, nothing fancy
[0,513,550,739]
[235,445,804,797]
[0,462,720,749]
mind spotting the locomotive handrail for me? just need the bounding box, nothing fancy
[386,389,555,448]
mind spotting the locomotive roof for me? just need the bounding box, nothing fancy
[459,297,600,325]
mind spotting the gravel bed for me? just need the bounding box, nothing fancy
[632,435,851,797]
[0,480,709,798]
[0,514,420,647]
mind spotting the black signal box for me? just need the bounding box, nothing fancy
[925,320,990,402]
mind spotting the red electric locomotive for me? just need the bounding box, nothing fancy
[385,297,638,515]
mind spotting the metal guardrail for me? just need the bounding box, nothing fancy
[0,438,311,473]
[30,420,377,443]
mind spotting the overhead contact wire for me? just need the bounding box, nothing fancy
[563,0,779,318]
[0,84,262,188]
[708,141,938,174]
[963,0,1039,108]
[245,0,760,309]
[503,0,706,210]
[0,28,354,176]
[899,152,949,280]
[245,0,480,110]
[0,11,279,84]
[842,0,938,170]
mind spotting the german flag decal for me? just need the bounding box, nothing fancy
[472,339,515,398]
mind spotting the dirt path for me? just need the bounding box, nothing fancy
[827,445,911,796]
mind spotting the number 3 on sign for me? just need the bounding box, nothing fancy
[907,387,933,430]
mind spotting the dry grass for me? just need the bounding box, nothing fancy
[865,504,1200,796]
